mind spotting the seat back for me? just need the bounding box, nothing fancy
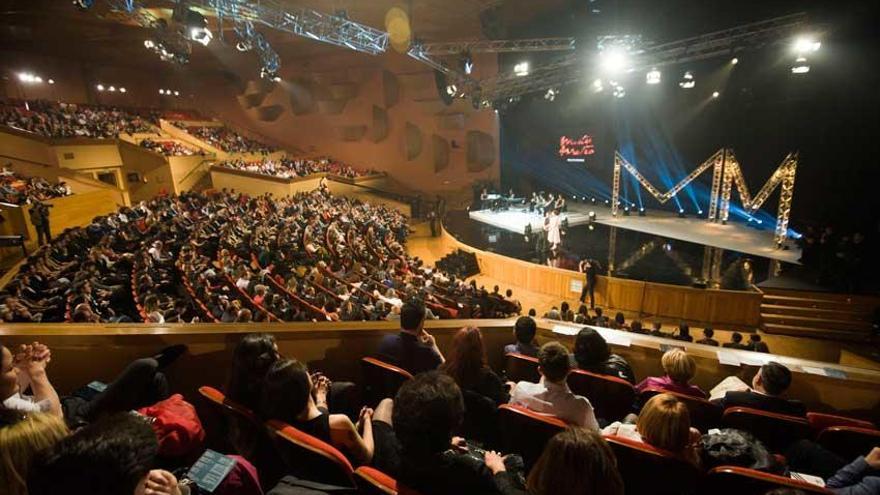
[568,368,635,422]
[638,387,722,432]
[702,466,832,494]
[605,434,703,495]
[354,467,427,495]
[504,352,540,383]
[722,407,810,452]
[817,426,880,461]
[361,357,414,407]
[497,404,566,470]
[807,412,876,434]
[459,389,500,447]
[266,419,356,487]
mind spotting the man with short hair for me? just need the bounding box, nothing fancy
[376,299,444,375]
[717,362,806,416]
[509,341,599,429]
[723,332,750,350]
[697,327,719,346]
[748,333,770,353]
[504,316,538,357]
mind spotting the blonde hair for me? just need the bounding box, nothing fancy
[0,412,69,495]
[637,393,691,453]
[661,349,696,384]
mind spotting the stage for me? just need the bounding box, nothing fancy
[468,203,802,264]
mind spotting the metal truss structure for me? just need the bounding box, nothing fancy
[417,37,575,55]
[481,12,808,101]
[105,0,192,63]
[612,149,799,248]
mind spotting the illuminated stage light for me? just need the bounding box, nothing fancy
[73,0,95,10]
[96,84,105,91]
[623,206,630,216]
[108,86,116,92]
[514,61,529,77]
[697,209,704,215]
[599,47,628,74]
[712,91,720,98]
[646,68,661,85]
[48,79,55,84]
[446,84,457,96]
[731,57,739,65]
[638,207,646,217]
[119,87,126,93]
[791,59,810,74]
[604,199,610,205]
[144,40,156,49]
[793,37,821,55]
[588,211,596,222]
[590,197,597,204]
[174,90,180,96]
[592,78,604,93]
[462,53,474,75]
[679,71,695,89]
[588,224,595,231]
[544,88,558,101]
[678,209,685,218]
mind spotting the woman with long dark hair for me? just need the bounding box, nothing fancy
[225,333,279,411]
[440,326,508,405]
[573,327,636,384]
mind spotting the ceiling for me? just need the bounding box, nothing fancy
[0,0,565,73]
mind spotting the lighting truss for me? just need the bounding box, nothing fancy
[416,37,576,55]
[408,42,481,96]
[234,20,280,77]
[104,0,192,63]
[195,0,388,55]
[612,149,798,248]
[482,12,808,101]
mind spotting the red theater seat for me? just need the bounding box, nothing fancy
[817,426,880,461]
[266,419,356,487]
[361,357,413,407]
[504,352,540,383]
[703,466,832,494]
[497,403,566,470]
[604,434,703,495]
[638,387,722,432]
[354,467,427,495]
[567,368,636,422]
[807,412,876,434]
[722,407,810,452]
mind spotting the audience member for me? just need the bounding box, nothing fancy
[629,320,648,334]
[696,327,719,346]
[673,322,694,342]
[0,168,71,205]
[592,307,608,326]
[635,349,707,398]
[572,327,636,384]
[0,410,69,495]
[1,99,155,139]
[218,156,371,180]
[603,393,701,466]
[650,321,670,337]
[611,312,627,330]
[376,300,444,375]
[716,362,806,416]
[441,327,509,405]
[749,333,770,353]
[723,332,749,350]
[504,316,539,357]
[825,447,880,494]
[509,341,599,429]
[226,333,280,411]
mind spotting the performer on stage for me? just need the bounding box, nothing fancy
[479,187,489,210]
[554,194,567,212]
[529,192,538,212]
[545,208,563,250]
[578,258,600,309]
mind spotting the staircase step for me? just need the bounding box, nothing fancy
[761,313,873,332]
[761,288,880,306]
[762,322,873,342]
[760,304,872,321]
[761,294,876,312]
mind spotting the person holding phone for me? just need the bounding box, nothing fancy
[376,299,445,375]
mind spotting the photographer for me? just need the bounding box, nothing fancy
[28,201,52,246]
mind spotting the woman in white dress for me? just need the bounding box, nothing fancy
[545,208,563,249]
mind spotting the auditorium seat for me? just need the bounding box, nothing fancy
[266,419,356,487]
[638,387,722,432]
[360,357,413,407]
[816,426,880,461]
[567,368,636,422]
[604,434,703,495]
[702,466,832,494]
[354,466,427,495]
[806,411,877,433]
[721,407,810,452]
[504,352,540,383]
[497,403,566,470]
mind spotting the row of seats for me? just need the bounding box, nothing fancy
[196,355,878,494]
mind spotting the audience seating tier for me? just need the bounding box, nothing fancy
[605,434,703,495]
[496,403,566,470]
[815,426,880,462]
[568,368,636,423]
[721,407,811,453]
[266,419,356,488]
[702,466,832,494]
[638,387,722,432]
[360,357,413,408]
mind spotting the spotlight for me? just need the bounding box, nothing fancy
[590,197,597,204]
[48,79,54,84]
[182,9,212,46]
[34,76,42,83]
[599,47,628,74]
[174,90,180,96]
[604,199,610,205]
[544,88,558,101]
[638,207,646,217]
[793,37,821,55]
[72,0,95,10]
[119,87,126,93]
[712,91,720,98]
[588,211,596,222]
[791,59,810,74]
[678,209,685,218]
[731,57,739,65]
[144,40,156,49]
[190,26,213,46]
[591,78,604,93]
[108,86,116,92]
[462,53,474,75]
[96,84,105,91]
[236,40,252,52]
[446,84,458,97]
[514,61,529,77]
[588,224,595,231]
[158,89,165,95]
[623,206,630,216]
[612,85,626,99]
[679,71,695,89]
[646,68,661,85]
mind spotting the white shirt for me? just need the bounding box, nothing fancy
[602,421,643,442]
[510,377,599,430]
[3,392,51,413]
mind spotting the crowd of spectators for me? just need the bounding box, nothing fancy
[177,124,276,154]
[218,157,373,180]
[0,168,71,205]
[138,138,203,157]
[1,99,155,139]
[1,189,521,324]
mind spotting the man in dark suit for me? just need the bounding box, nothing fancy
[376,299,445,375]
[722,332,750,350]
[696,327,720,346]
[717,362,806,417]
[578,258,599,309]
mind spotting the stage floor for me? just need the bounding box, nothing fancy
[468,204,801,264]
